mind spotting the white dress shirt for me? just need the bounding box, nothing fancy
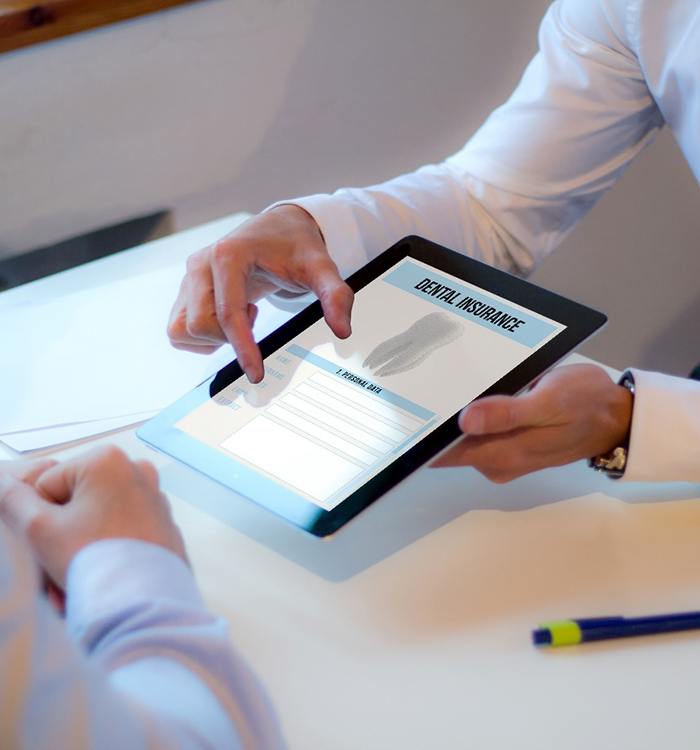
[0,525,284,749]
[284,0,700,483]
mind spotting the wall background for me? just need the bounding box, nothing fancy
[2,0,699,374]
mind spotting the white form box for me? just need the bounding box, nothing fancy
[220,370,427,503]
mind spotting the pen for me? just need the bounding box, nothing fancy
[532,611,700,647]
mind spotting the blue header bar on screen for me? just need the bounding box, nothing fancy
[383,261,558,347]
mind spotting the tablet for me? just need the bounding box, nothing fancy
[138,236,606,537]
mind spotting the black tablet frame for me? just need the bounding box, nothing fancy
[138,236,606,537]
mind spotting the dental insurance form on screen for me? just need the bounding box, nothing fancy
[176,257,565,512]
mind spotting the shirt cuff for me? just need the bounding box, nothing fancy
[65,539,204,648]
[623,368,700,483]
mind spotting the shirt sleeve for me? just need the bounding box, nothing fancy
[275,0,662,278]
[0,531,284,750]
[623,370,700,484]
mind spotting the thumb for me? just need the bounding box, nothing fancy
[460,389,552,436]
[0,474,52,537]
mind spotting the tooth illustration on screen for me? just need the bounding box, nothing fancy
[363,312,464,377]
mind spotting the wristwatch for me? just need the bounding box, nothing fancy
[589,370,635,479]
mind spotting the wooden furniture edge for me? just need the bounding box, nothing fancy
[0,0,206,54]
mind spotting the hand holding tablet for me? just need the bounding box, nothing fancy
[146,236,606,535]
[434,363,633,482]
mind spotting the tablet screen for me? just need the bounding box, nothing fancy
[174,256,565,513]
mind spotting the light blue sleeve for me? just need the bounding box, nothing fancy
[0,528,285,749]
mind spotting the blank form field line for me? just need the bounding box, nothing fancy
[271,401,383,458]
[292,385,406,443]
[220,416,364,502]
[304,380,412,436]
[267,403,377,466]
[310,372,424,431]
[283,391,400,446]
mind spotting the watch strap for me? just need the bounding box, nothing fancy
[589,370,635,479]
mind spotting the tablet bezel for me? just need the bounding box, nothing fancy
[138,235,606,537]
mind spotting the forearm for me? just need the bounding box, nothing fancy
[289,166,543,277]
[279,0,662,279]
[66,540,283,749]
[0,531,282,749]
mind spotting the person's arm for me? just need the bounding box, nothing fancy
[433,365,700,486]
[168,0,661,382]
[168,0,696,485]
[623,370,700,483]
[432,363,634,482]
[289,0,661,275]
[0,450,283,749]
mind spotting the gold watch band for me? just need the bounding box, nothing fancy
[588,371,635,479]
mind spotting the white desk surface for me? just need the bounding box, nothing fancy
[4,217,700,749]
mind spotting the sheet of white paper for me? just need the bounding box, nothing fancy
[0,411,157,453]
[0,265,287,434]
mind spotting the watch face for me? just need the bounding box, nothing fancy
[620,372,636,395]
